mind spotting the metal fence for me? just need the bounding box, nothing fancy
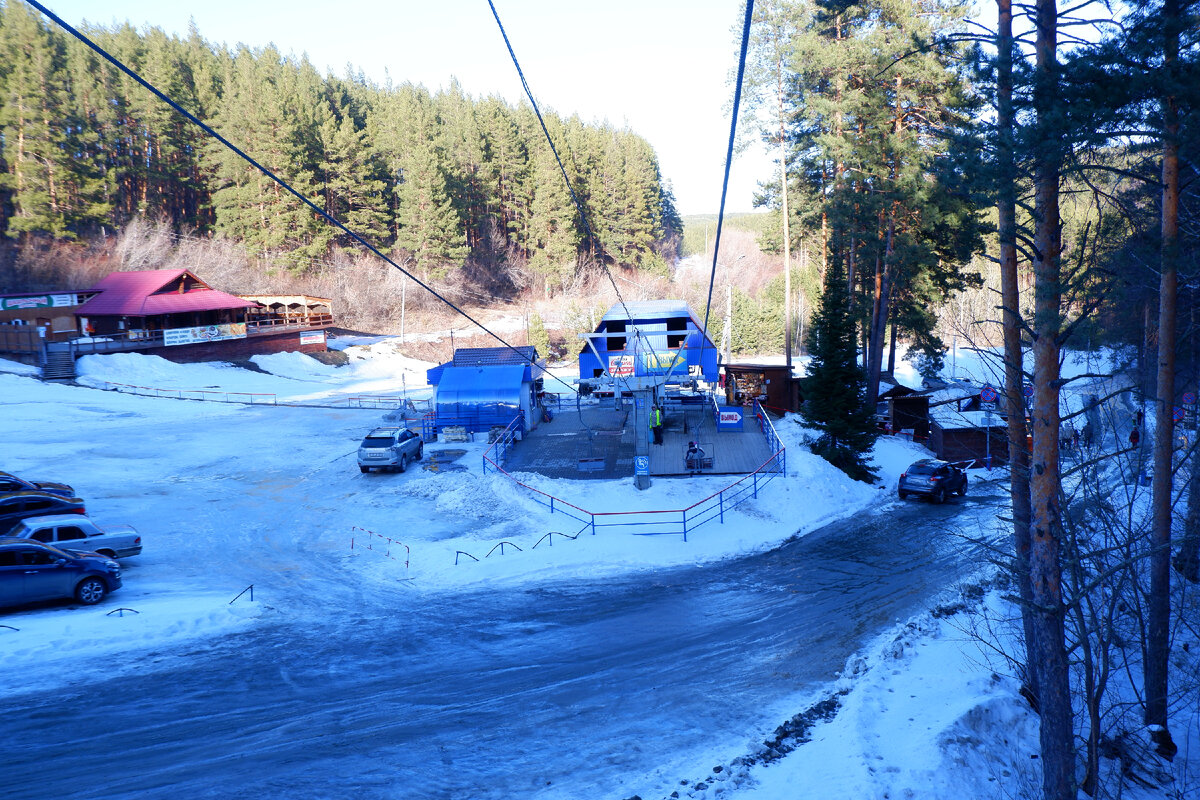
[481,402,786,541]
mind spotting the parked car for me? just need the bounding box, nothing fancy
[0,471,75,498]
[897,459,968,503]
[358,427,423,473]
[0,537,121,607]
[0,491,86,535]
[8,514,142,559]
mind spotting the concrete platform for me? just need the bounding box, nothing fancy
[502,400,774,480]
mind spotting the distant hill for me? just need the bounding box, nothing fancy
[681,213,770,256]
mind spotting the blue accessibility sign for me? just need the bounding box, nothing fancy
[634,455,649,475]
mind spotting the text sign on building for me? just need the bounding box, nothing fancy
[608,355,634,377]
[634,455,649,476]
[641,351,683,375]
[299,330,325,345]
[1,293,77,310]
[717,407,744,431]
[163,323,247,347]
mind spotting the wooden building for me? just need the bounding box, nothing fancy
[723,362,801,413]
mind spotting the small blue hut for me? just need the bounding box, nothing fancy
[577,300,719,387]
[427,346,544,434]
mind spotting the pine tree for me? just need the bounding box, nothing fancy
[803,256,878,482]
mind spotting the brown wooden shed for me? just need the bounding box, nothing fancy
[723,362,802,413]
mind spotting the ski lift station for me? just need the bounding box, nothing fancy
[475,300,781,488]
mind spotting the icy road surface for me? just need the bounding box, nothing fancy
[4,493,990,800]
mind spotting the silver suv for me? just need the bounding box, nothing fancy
[358,427,423,474]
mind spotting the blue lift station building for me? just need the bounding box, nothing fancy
[577,300,719,389]
[427,346,545,435]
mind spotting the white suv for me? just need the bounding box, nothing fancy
[358,427,423,474]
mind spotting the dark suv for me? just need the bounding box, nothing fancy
[0,538,122,607]
[897,459,968,503]
[0,491,86,535]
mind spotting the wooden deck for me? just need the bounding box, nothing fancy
[503,400,774,480]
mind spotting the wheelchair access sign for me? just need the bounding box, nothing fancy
[635,455,649,476]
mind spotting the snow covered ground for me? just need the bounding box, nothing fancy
[0,339,1193,799]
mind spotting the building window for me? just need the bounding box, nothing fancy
[666,317,687,349]
[607,320,626,352]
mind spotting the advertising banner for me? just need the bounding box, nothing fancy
[1,293,78,310]
[641,351,683,375]
[717,407,744,431]
[608,354,634,377]
[163,322,247,347]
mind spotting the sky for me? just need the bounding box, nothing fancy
[39,0,777,217]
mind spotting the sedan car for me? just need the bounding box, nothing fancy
[0,538,121,607]
[897,459,968,503]
[0,471,75,498]
[0,491,87,535]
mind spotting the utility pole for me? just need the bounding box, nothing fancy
[723,284,733,365]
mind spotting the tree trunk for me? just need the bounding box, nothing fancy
[1146,0,1182,758]
[1029,0,1075,796]
[997,0,1039,704]
[887,319,897,376]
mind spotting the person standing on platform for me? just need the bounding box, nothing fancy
[651,405,664,445]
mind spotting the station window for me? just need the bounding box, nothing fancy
[666,317,688,349]
[607,320,627,352]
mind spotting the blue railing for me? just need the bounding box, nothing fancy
[481,414,526,472]
[479,411,787,542]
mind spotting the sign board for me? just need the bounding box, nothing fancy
[299,330,325,345]
[1174,406,1186,423]
[0,293,78,310]
[607,354,634,377]
[641,351,684,374]
[1184,391,1196,406]
[716,407,744,431]
[163,322,247,347]
[634,455,649,476]
[982,402,997,413]
[981,384,998,403]
[1022,384,1034,398]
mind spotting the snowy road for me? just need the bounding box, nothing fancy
[4,490,994,800]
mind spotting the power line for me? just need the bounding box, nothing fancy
[26,0,576,395]
[486,0,669,373]
[701,0,757,358]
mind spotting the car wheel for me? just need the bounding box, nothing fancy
[957,480,968,497]
[359,466,369,474]
[898,488,908,500]
[416,444,423,460]
[399,453,408,473]
[96,549,116,559]
[932,487,946,504]
[75,577,107,605]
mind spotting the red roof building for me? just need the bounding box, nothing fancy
[75,269,256,324]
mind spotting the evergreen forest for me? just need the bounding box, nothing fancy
[0,0,682,297]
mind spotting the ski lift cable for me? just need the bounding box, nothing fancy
[27,0,578,396]
[485,0,668,371]
[701,0,756,359]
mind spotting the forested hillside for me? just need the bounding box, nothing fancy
[0,0,682,297]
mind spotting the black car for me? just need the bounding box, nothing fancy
[0,538,121,607]
[0,471,75,498]
[897,459,968,503]
[0,491,87,535]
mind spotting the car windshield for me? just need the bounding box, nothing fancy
[908,462,938,475]
[362,437,394,448]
